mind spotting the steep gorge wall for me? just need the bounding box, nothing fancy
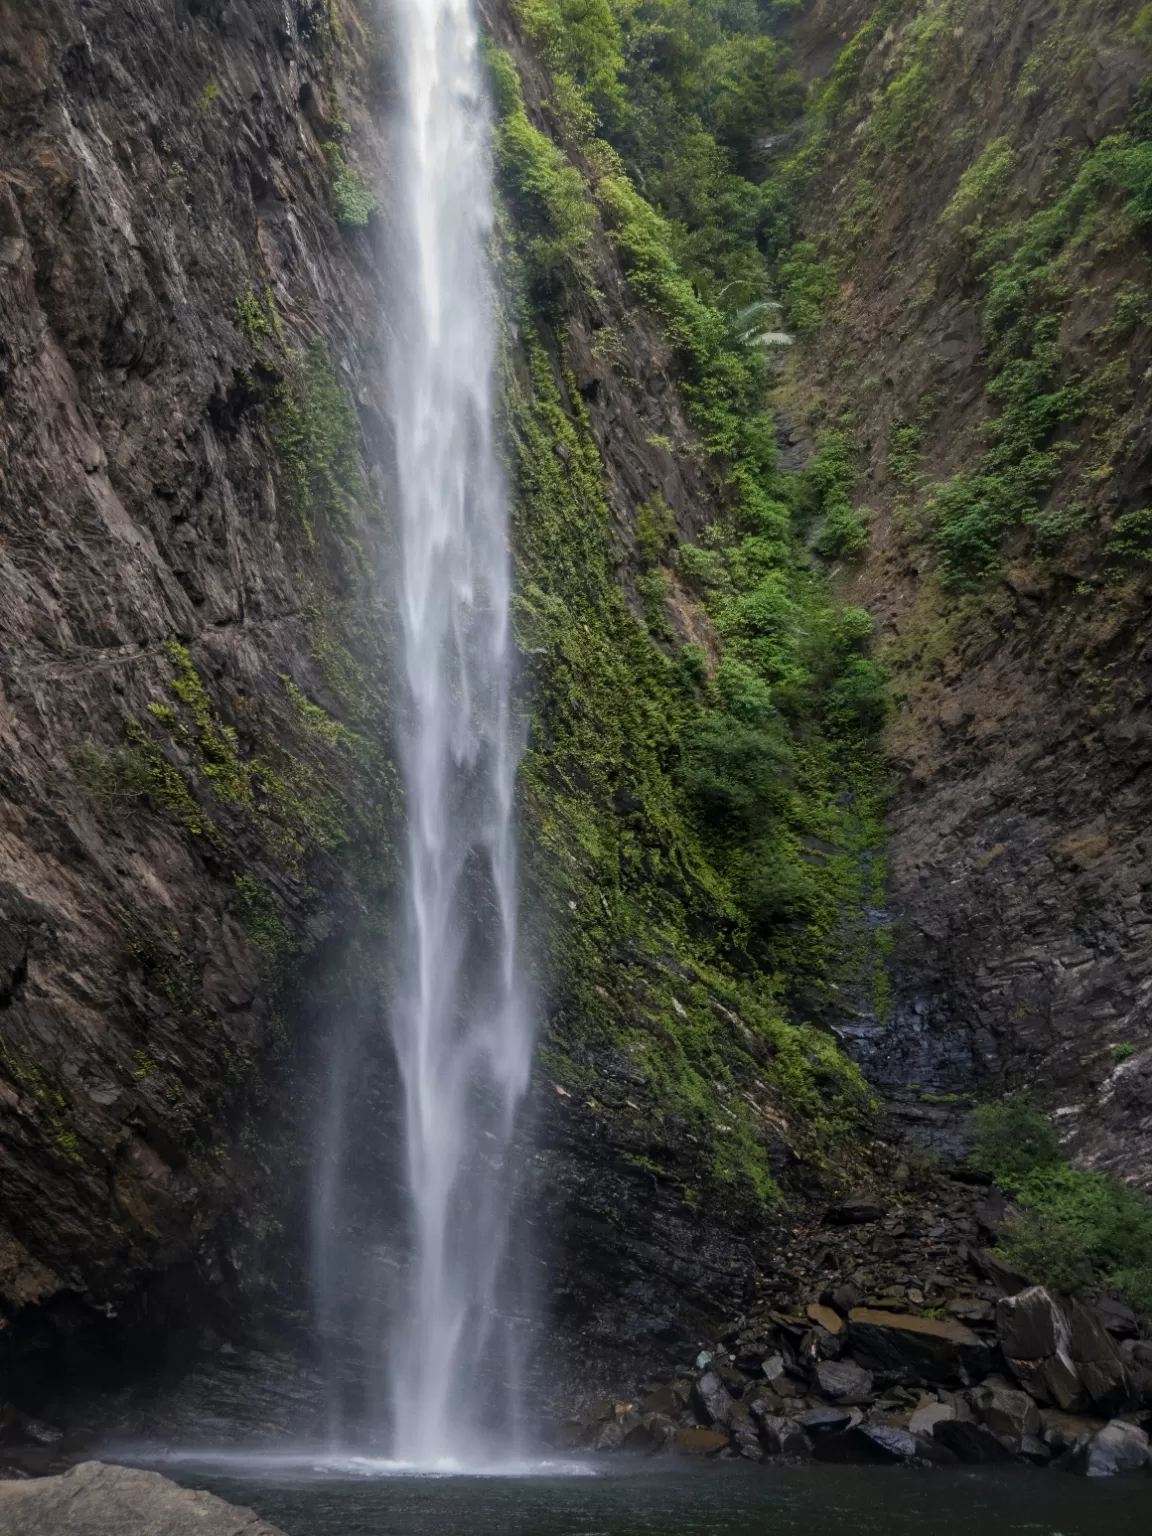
[0,0,407,1383]
[0,0,874,1421]
[776,0,1152,1182]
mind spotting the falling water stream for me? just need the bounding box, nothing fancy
[382,0,533,1468]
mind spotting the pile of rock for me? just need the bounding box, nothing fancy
[560,1284,1152,1476]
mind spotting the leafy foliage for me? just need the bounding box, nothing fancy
[324,144,378,227]
[489,11,893,1199]
[971,1097,1152,1308]
[970,1098,1063,1183]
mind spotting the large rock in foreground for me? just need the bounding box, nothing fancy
[997,1286,1130,1414]
[0,1462,286,1536]
[847,1308,990,1384]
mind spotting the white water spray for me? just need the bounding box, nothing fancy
[383,0,532,1466]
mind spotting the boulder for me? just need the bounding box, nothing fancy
[828,1283,864,1316]
[594,1420,625,1452]
[1038,1408,1106,1454]
[847,1307,990,1384]
[733,1427,764,1461]
[0,1463,286,1536]
[640,1381,689,1416]
[971,1381,1041,1449]
[945,1296,994,1326]
[694,1370,734,1428]
[996,1285,1063,1360]
[797,1405,854,1434]
[997,1287,1129,1414]
[933,1419,1018,1464]
[1080,1420,1152,1478]
[813,1425,918,1464]
[815,1359,874,1404]
[908,1398,956,1436]
[746,1388,794,1420]
[912,1433,962,1466]
[757,1415,812,1457]
[1018,1434,1052,1466]
[761,1354,800,1395]
[1066,1300,1130,1415]
[623,1413,676,1454]
[825,1200,885,1225]
[1094,1297,1139,1339]
[674,1427,729,1457]
[806,1303,845,1335]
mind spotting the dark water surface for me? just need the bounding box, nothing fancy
[155,1456,1150,1536]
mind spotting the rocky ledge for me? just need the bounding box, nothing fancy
[0,1461,285,1535]
[559,1173,1152,1478]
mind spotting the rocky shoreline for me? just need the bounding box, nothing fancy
[559,1169,1152,1478]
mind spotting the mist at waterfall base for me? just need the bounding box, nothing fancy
[308,0,534,1468]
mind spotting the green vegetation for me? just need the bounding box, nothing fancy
[807,432,871,560]
[971,1098,1152,1308]
[235,284,280,345]
[324,143,379,226]
[1107,506,1152,566]
[942,136,1017,233]
[233,875,295,963]
[0,1038,83,1165]
[68,740,154,804]
[509,337,875,1200]
[269,339,368,535]
[745,0,1152,590]
[1111,1042,1138,1061]
[488,11,896,1203]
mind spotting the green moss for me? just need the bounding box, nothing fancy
[233,875,295,963]
[818,0,916,116]
[507,322,877,1203]
[0,1039,82,1164]
[268,340,367,536]
[68,740,154,805]
[123,721,212,837]
[635,497,676,567]
[776,242,840,334]
[512,0,628,135]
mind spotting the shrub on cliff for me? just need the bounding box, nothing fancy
[971,1097,1152,1310]
[970,1097,1062,1182]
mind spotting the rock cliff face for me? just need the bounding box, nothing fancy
[778,0,1152,1185]
[0,0,806,1422]
[0,0,400,1389]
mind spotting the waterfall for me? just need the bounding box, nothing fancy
[381,0,532,1466]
